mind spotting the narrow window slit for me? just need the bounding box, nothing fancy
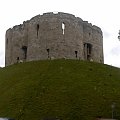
[62,22,65,35]
[37,24,39,38]
[46,49,50,58]
[6,38,8,44]
[75,51,78,58]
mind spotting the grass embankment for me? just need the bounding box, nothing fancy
[0,60,120,120]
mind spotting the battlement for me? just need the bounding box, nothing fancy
[7,12,102,35]
[5,12,104,66]
[93,25,102,34]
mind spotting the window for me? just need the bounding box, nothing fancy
[46,49,50,58]
[22,46,27,59]
[37,24,39,37]
[84,43,92,60]
[62,22,65,35]
[6,38,8,44]
[16,57,19,63]
[75,51,78,58]
[6,39,8,48]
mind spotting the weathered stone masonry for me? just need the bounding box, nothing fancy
[5,12,104,66]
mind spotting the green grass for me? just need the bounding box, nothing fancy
[0,59,120,120]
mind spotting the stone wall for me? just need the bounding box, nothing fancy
[5,12,104,66]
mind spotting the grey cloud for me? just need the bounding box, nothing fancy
[103,29,112,39]
[110,45,120,56]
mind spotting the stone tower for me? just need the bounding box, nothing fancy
[5,12,104,66]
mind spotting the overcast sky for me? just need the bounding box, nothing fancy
[0,0,120,67]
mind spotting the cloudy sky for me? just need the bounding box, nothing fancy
[0,0,120,67]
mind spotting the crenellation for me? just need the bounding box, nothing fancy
[83,21,93,29]
[57,12,76,21]
[43,12,54,15]
[76,17,83,23]
[93,25,102,34]
[5,12,104,66]
[58,12,75,17]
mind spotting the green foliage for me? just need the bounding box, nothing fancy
[0,60,120,120]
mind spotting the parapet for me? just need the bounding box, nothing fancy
[93,25,102,34]
[6,12,102,35]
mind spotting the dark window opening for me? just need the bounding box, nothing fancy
[87,44,92,55]
[6,38,8,44]
[16,57,19,63]
[22,46,27,59]
[84,43,92,61]
[37,24,39,37]
[89,33,91,36]
[46,49,50,58]
[75,51,78,58]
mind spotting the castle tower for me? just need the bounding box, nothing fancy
[5,12,104,66]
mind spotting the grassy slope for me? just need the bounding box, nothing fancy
[0,60,120,120]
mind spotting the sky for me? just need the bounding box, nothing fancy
[0,0,120,67]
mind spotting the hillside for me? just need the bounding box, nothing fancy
[0,60,120,120]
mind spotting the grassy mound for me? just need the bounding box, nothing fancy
[0,60,120,120]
